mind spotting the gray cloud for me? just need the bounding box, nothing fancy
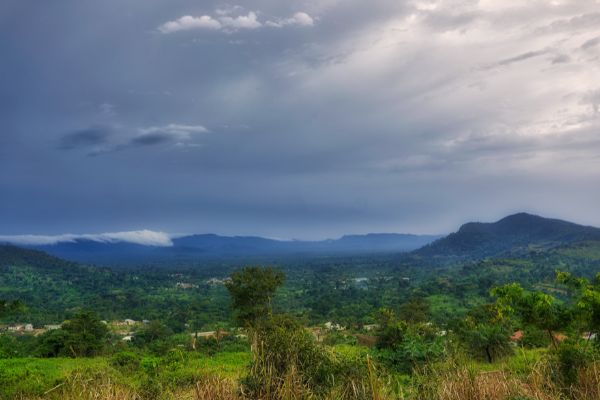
[496,50,549,67]
[581,36,600,50]
[58,127,111,150]
[130,133,172,146]
[551,54,571,64]
[2,0,600,238]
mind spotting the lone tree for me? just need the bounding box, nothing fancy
[225,266,284,326]
[62,310,109,357]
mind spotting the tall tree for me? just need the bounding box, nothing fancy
[62,310,109,357]
[225,267,284,326]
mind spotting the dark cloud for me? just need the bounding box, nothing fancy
[58,127,111,150]
[130,133,172,146]
[496,50,549,66]
[2,0,600,238]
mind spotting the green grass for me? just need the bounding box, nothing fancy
[0,357,109,398]
[0,351,251,399]
[186,351,250,378]
[454,347,546,376]
[0,345,550,399]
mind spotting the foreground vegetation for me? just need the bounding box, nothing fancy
[4,237,600,399]
[3,264,600,399]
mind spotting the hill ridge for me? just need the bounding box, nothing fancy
[417,212,600,259]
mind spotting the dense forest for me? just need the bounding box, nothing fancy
[3,214,600,399]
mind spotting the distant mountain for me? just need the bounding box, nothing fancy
[416,213,600,259]
[23,233,441,265]
[0,244,76,271]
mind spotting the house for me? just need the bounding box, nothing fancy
[176,282,198,289]
[206,278,232,285]
[324,321,345,331]
[24,324,33,332]
[8,324,24,332]
[190,331,229,339]
[553,333,568,342]
[510,330,523,342]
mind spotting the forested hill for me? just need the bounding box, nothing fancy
[416,212,600,259]
[0,244,77,271]
[25,233,441,265]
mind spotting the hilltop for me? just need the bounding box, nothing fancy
[417,213,600,259]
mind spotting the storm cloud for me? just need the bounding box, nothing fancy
[2,0,600,239]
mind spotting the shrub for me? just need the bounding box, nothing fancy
[242,314,336,397]
[110,351,141,372]
[549,339,593,387]
[520,327,551,349]
[461,323,513,363]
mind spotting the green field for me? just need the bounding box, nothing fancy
[0,351,250,399]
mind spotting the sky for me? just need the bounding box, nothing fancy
[1,0,600,242]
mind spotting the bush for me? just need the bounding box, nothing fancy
[0,334,37,358]
[549,339,593,387]
[323,331,357,346]
[520,327,551,349]
[375,309,446,373]
[242,314,336,397]
[110,351,141,372]
[374,325,445,374]
[36,329,72,357]
[461,323,513,363]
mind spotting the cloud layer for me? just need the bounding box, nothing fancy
[2,0,600,239]
[0,231,173,247]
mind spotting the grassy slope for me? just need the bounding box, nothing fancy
[0,352,250,399]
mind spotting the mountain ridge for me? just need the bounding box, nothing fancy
[17,232,442,265]
[416,212,600,259]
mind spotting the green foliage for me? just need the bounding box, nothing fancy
[243,314,335,396]
[549,339,594,387]
[133,320,174,354]
[36,328,72,357]
[493,283,570,346]
[0,299,25,318]
[557,270,600,338]
[0,334,37,358]
[225,266,284,326]
[461,322,513,363]
[375,309,445,373]
[35,311,109,357]
[398,297,431,324]
[453,304,513,363]
[376,308,408,350]
[520,326,551,348]
[62,310,109,357]
[110,351,141,372]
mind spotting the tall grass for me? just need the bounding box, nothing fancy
[9,349,600,400]
[412,357,600,400]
